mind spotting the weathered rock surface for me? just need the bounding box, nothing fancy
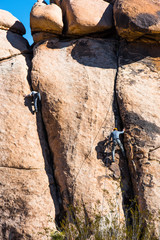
[117,41,160,235]
[1,2,160,238]
[0,29,57,239]
[31,37,134,221]
[0,9,26,35]
[30,2,63,43]
[54,0,113,36]
[0,29,29,60]
[114,0,160,42]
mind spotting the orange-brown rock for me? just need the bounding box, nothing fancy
[0,9,26,35]
[31,37,134,221]
[0,29,29,60]
[30,1,63,42]
[0,28,57,239]
[2,4,160,238]
[54,0,113,36]
[114,0,160,41]
[117,41,160,235]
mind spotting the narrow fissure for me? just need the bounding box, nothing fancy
[36,112,65,226]
[114,39,136,227]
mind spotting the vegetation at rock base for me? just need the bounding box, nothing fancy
[48,201,159,240]
[50,231,65,240]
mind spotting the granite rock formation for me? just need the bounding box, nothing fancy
[0,10,57,240]
[1,0,160,239]
[31,37,129,220]
[30,1,63,43]
[117,40,160,234]
[0,9,25,35]
[54,0,113,36]
[114,0,160,42]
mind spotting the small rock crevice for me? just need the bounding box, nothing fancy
[0,51,32,63]
[0,166,40,170]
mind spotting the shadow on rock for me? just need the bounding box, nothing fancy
[2,224,24,240]
[24,96,34,114]
[71,38,117,69]
[95,138,112,166]
[98,3,113,26]
[119,40,160,66]
[35,112,61,218]
[6,22,29,50]
[9,227,27,240]
[123,111,160,140]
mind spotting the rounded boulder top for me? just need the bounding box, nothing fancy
[113,0,160,41]
[0,9,26,35]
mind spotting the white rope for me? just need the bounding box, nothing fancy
[100,98,114,238]
[72,94,114,188]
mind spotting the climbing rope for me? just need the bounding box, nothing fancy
[72,93,114,192]
[101,144,110,213]
[100,104,114,236]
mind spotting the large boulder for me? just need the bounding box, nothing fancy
[31,37,134,222]
[0,26,57,239]
[114,0,160,41]
[0,9,26,35]
[117,41,160,235]
[30,2,63,43]
[54,0,113,36]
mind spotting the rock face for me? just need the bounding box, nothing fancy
[114,0,160,41]
[117,41,160,234]
[0,13,57,240]
[0,29,29,60]
[30,2,63,43]
[53,0,113,36]
[31,37,131,220]
[1,1,160,239]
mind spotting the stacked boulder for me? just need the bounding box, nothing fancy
[30,1,63,42]
[114,0,160,41]
[30,0,114,41]
[53,0,113,35]
[30,0,160,42]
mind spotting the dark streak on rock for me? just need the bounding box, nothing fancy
[135,13,158,28]
[124,111,160,139]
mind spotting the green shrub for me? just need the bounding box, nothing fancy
[41,198,160,240]
[50,230,65,240]
[51,202,159,240]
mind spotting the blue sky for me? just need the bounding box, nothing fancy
[1,0,50,45]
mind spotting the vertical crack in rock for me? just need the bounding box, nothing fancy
[31,38,148,234]
[27,52,62,224]
[115,41,160,237]
[35,112,62,223]
[114,39,136,227]
[27,66,62,226]
[31,38,124,228]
